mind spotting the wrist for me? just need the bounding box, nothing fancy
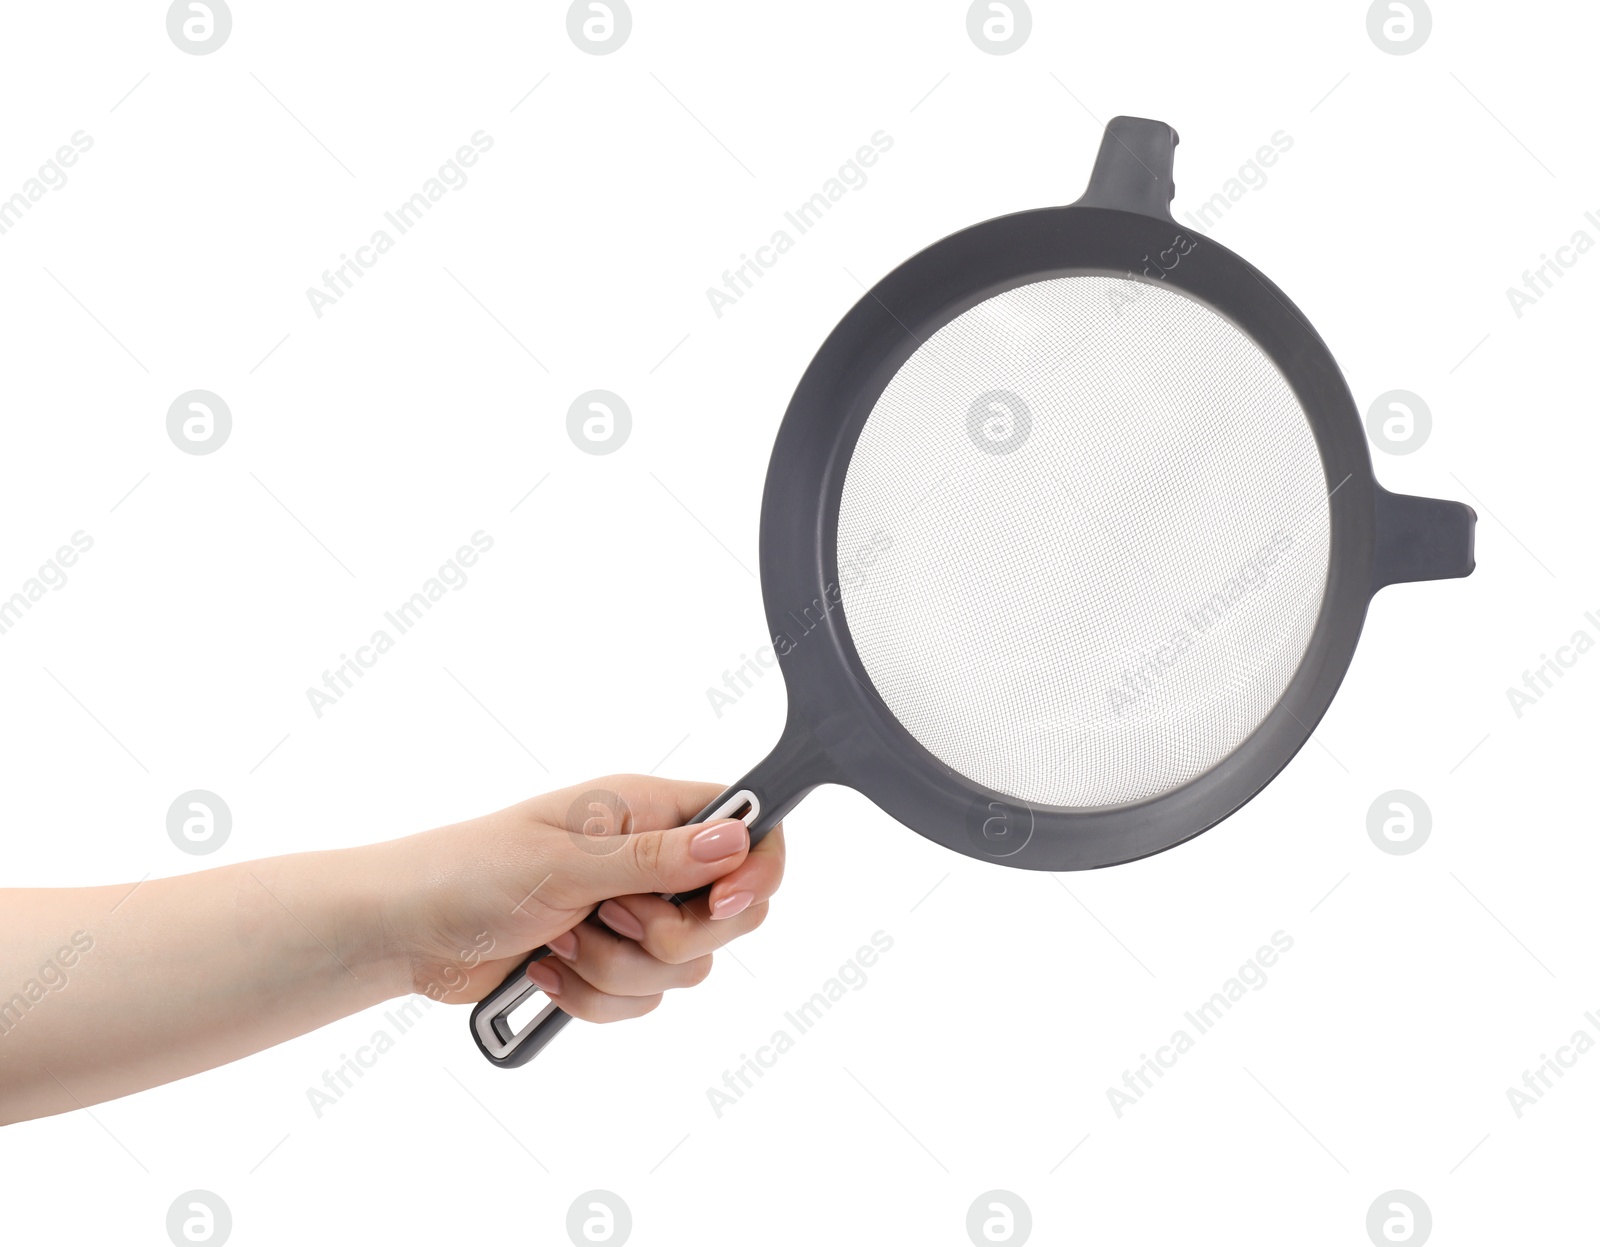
[366,820,529,1003]
[360,831,451,999]
[285,843,417,1004]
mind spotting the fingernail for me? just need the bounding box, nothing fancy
[598,899,646,941]
[690,818,748,862]
[547,931,579,960]
[710,891,754,920]
[526,959,562,995]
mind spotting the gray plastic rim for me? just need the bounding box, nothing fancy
[721,116,1474,873]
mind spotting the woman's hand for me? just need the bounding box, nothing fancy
[0,775,785,1125]
[384,775,786,1023]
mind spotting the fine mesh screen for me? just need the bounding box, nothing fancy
[836,275,1331,809]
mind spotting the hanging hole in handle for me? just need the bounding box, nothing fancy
[474,970,560,1060]
[503,989,560,1044]
[705,788,760,825]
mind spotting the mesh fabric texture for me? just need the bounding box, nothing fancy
[835,275,1331,809]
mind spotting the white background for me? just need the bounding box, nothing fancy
[1,1,1596,1243]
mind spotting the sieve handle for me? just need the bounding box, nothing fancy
[469,726,833,1068]
[468,788,764,1070]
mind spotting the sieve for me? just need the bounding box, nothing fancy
[472,116,1475,1067]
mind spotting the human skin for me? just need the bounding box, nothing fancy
[0,774,784,1126]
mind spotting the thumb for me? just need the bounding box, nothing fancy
[551,817,750,908]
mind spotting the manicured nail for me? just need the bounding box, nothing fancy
[598,899,646,941]
[526,959,562,995]
[710,891,754,920]
[547,931,579,960]
[690,819,748,862]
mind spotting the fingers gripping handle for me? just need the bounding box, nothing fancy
[469,726,832,1068]
[469,785,766,1068]
[471,793,784,1069]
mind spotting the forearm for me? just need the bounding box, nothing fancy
[0,845,411,1125]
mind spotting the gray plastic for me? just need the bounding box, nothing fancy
[470,114,1477,1069]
